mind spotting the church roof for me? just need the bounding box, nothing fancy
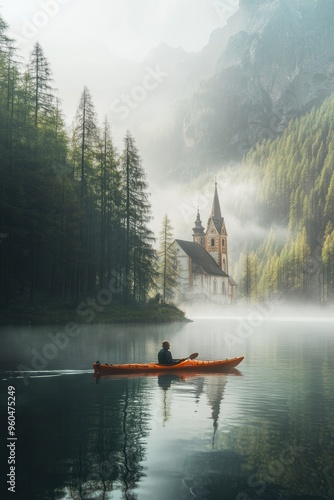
[228,276,237,287]
[175,239,229,277]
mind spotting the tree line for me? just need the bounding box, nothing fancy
[0,15,164,307]
[234,94,334,304]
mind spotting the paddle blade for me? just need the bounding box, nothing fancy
[188,352,199,360]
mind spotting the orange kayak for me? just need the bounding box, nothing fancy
[93,356,244,375]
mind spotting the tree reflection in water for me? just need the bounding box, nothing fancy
[82,377,151,500]
[157,372,228,448]
[82,371,231,499]
[12,365,333,499]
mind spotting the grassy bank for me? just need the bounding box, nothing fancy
[0,298,190,326]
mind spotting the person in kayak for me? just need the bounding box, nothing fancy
[158,340,183,365]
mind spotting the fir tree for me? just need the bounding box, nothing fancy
[158,214,178,303]
[27,42,55,129]
[70,86,99,199]
[120,131,156,303]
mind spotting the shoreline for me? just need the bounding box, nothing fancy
[0,301,191,326]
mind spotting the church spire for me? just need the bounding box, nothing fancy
[211,181,222,221]
[209,181,223,233]
[205,182,228,272]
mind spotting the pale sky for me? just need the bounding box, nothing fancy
[1,0,237,61]
[0,0,240,238]
[0,0,239,131]
[1,0,238,125]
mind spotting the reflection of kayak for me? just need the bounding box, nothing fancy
[93,356,244,375]
[93,368,243,382]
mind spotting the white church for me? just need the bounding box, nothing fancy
[174,183,236,304]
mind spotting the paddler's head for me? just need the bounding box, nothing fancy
[162,340,170,349]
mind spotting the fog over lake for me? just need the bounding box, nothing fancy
[1,310,334,499]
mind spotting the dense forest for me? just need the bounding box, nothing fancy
[0,15,157,309]
[235,94,334,304]
[1,9,334,311]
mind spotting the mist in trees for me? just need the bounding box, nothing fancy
[2,7,334,310]
[0,14,156,307]
[233,95,334,304]
[120,131,156,304]
[157,214,178,303]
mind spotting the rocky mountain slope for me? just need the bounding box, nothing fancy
[183,0,334,173]
[100,1,334,183]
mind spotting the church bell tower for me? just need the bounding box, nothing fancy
[192,208,205,247]
[205,183,228,273]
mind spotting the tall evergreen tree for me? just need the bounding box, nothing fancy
[120,131,156,303]
[157,214,178,303]
[27,42,54,129]
[69,86,100,293]
[241,253,259,303]
[322,223,334,302]
[70,86,98,199]
[96,117,121,288]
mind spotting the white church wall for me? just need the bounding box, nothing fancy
[174,242,191,299]
[173,241,231,305]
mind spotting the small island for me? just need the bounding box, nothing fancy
[0,297,189,326]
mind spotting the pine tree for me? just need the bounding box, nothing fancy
[241,253,259,303]
[68,87,100,293]
[120,131,156,303]
[27,42,55,129]
[70,86,99,199]
[324,170,334,227]
[322,223,334,302]
[96,117,121,288]
[158,214,178,303]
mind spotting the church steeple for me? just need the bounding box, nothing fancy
[210,182,223,233]
[192,208,205,246]
[205,182,228,273]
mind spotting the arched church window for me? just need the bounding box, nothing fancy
[223,258,226,271]
[211,238,215,247]
[222,281,226,295]
[213,279,217,293]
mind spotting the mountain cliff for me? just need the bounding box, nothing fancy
[99,0,334,182]
[182,0,334,173]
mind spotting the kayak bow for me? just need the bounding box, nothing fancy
[93,356,244,375]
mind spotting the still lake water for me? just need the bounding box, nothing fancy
[1,313,334,500]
